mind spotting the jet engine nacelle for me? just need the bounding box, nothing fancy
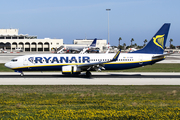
[62,66,81,75]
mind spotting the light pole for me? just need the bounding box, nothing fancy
[106,9,111,45]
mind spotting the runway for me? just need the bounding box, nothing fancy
[0,72,180,85]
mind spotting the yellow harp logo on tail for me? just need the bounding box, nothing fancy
[153,34,165,49]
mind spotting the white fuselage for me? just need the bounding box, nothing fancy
[5,53,163,72]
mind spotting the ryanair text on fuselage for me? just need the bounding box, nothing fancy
[28,56,90,64]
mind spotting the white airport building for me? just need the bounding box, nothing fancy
[0,29,63,52]
[0,29,107,52]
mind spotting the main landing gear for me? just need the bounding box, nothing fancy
[86,71,91,78]
[20,72,24,77]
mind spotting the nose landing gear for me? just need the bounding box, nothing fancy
[15,70,24,77]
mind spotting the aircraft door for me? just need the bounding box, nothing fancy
[70,66,73,74]
[139,56,143,65]
[23,57,28,66]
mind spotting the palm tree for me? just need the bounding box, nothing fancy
[131,38,134,47]
[123,43,126,50]
[144,39,148,47]
[134,43,137,47]
[118,37,122,48]
[169,39,173,49]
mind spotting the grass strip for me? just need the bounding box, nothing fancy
[0,85,179,119]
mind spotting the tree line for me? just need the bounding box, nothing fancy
[117,37,175,50]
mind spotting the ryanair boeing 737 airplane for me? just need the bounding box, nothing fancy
[5,23,170,77]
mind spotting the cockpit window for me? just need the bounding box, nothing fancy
[11,59,18,62]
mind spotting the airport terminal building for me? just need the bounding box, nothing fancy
[0,29,63,52]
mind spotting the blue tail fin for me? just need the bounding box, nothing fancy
[131,23,170,54]
[90,38,97,47]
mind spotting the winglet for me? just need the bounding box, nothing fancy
[111,49,121,62]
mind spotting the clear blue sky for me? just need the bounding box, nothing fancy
[0,0,179,47]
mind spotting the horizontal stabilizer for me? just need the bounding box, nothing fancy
[152,53,173,59]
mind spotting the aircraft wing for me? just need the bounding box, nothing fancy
[78,49,121,70]
[78,61,107,69]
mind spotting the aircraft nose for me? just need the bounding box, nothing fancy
[4,62,11,68]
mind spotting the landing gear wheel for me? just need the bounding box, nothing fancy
[86,71,91,78]
[20,72,24,77]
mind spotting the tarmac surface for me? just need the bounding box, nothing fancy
[0,72,180,85]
